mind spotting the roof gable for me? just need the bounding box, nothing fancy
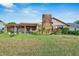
[52,17,69,26]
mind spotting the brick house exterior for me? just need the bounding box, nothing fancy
[6,23,37,33]
[6,14,69,33]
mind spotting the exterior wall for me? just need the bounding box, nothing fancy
[0,22,5,31]
[7,26,17,32]
[6,24,37,33]
[52,18,65,26]
[19,26,25,33]
[0,22,5,28]
[52,18,69,29]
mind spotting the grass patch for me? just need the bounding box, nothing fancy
[0,33,79,55]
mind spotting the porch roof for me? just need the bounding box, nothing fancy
[6,23,38,27]
[18,23,38,26]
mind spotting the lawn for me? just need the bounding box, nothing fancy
[0,33,79,56]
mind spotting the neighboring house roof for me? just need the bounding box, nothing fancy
[67,23,79,28]
[52,17,70,26]
[0,20,5,28]
[0,20,3,22]
[0,20,5,24]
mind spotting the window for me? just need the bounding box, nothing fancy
[58,25,63,29]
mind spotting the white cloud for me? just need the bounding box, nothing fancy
[11,7,42,23]
[0,3,16,13]
[4,9,14,12]
[0,3,15,8]
[21,7,41,17]
[53,11,79,23]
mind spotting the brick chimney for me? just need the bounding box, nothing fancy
[42,14,53,34]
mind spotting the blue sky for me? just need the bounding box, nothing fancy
[0,3,79,23]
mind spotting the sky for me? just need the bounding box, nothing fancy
[0,3,79,23]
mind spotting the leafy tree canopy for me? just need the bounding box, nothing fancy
[74,20,79,24]
[8,22,16,24]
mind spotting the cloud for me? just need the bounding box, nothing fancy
[4,9,14,12]
[0,3,15,8]
[0,3,16,13]
[1,6,42,23]
[20,7,41,17]
[53,10,79,23]
[11,7,42,23]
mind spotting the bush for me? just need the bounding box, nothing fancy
[76,30,79,35]
[68,30,79,35]
[32,31,39,35]
[0,31,3,34]
[51,28,68,35]
[8,31,16,37]
[62,28,69,34]
[54,29,62,35]
[68,31,75,35]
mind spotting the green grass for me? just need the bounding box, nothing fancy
[0,33,79,55]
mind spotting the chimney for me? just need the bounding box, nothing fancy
[42,14,53,34]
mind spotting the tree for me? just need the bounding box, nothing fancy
[8,22,16,24]
[74,20,79,24]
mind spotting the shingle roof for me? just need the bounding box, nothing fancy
[52,17,70,26]
[0,20,5,25]
[67,23,79,28]
[6,23,38,27]
[0,20,3,22]
[19,23,37,26]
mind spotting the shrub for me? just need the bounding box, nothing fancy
[76,30,79,35]
[68,30,79,35]
[0,31,3,34]
[54,29,62,35]
[62,28,69,34]
[68,31,75,35]
[32,31,39,35]
[8,31,16,37]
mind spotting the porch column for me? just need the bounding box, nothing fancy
[24,26,26,33]
[36,24,39,31]
[14,26,17,33]
[5,26,8,32]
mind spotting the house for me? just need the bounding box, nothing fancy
[6,14,69,34]
[67,23,79,31]
[0,20,5,32]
